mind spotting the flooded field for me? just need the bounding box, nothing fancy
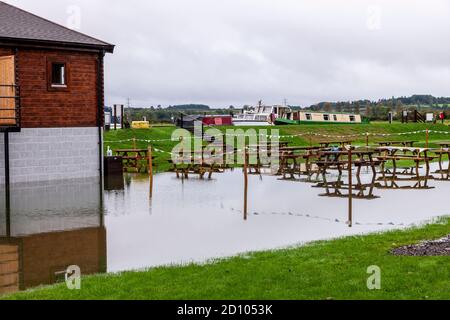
[1,162,449,293]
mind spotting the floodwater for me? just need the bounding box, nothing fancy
[1,163,449,293]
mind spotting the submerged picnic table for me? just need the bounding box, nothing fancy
[315,148,382,177]
[278,146,323,179]
[433,148,450,179]
[376,146,436,185]
[168,150,224,179]
[114,149,153,173]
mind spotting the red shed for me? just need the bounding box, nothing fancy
[202,115,233,126]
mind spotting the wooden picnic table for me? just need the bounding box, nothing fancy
[437,142,450,148]
[378,141,418,147]
[376,146,437,182]
[278,146,324,179]
[168,152,221,179]
[114,149,153,173]
[280,146,321,152]
[315,149,381,177]
[433,148,450,179]
[247,141,289,150]
[319,140,353,148]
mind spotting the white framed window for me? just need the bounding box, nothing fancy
[51,63,66,86]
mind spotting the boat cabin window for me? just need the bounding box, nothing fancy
[333,115,338,121]
[349,115,356,122]
[306,113,312,121]
[323,114,330,121]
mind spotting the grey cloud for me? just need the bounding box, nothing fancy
[6,0,450,107]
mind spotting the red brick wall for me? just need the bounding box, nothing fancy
[13,49,100,128]
[0,48,13,56]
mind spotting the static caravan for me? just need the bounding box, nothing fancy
[275,111,364,125]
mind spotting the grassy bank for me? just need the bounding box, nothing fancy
[104,122,450,172]
[3,217,449,300]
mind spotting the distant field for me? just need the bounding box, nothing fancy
[104,122,450,172]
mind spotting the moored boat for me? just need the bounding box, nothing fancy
[275,111,367,125]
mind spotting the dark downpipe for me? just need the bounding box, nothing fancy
[4,131,11,237]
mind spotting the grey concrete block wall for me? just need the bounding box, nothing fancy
[0,127,100,184]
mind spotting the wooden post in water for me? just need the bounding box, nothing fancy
[113,104,117,130]
[347,146,353,228]
[243,148,248,221]
[148,145,153,199]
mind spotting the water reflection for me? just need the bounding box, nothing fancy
[1,163,449,295]
[0,178,105,295]
[313,174,380,200]
[104,163,449,272]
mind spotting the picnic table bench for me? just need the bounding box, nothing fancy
[114,149,153,173]
[376,147,437,181]
[278,147,323,179]
[167,152,221,179]
[315,149,381,177]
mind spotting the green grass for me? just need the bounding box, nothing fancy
[3,217,449,300]
[104,122,450,172]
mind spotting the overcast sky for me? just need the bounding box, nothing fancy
[6,0,450,108]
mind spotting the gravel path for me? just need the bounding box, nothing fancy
[391,235,450,256]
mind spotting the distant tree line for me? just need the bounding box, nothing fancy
[167,104,210,111]
[308,95,450,121]
[124,104,235,123]
[121,95,450,123]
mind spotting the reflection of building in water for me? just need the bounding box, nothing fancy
[6,178,102,236]
[0,227,106,294]
[313,174,380,200]
[104,174,125,191]
[0,178,105,295]
[376,166,434,190]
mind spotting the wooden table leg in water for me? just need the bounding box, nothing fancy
[243,151,248,221]
[148,146,153,199]
[347,148,352,228]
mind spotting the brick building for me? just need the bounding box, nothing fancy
[0,2,114,185]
